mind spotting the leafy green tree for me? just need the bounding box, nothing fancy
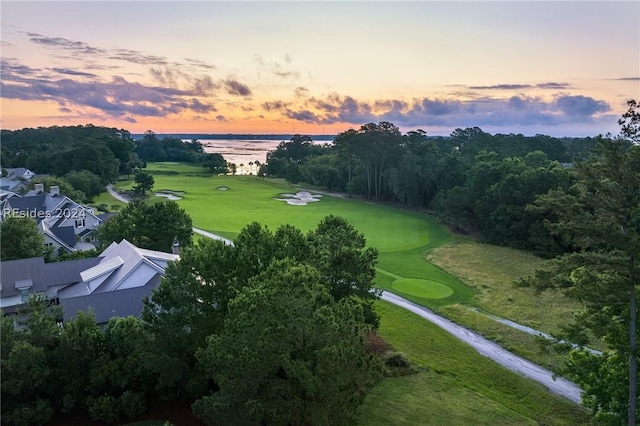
[64,169,104,201]
[202,153,227,174]
[133,171,154,195]
[301,154,343,192]
[97,200,192,252]
[25,176,86,202]
[142,238,238,399]
[87,316,152,423]
[308,215,380,326]
[522,102,640,425]
[1,294,61,426]
[1,342,54,425]
[0,216,45,261]
[143,217,380,403]
[51,310,104,414]
[192,260,383,425]
[63,142,120,184]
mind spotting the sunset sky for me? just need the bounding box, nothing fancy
[2,1,639,137]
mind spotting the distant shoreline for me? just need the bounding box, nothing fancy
[131,133,337,141]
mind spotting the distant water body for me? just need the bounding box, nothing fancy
[194,139,331,166]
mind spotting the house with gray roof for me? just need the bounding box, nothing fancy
[0,239,178,325]
[0,168,36,192]
[1,184,102,256]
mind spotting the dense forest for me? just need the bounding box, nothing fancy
[261,126,602,258]
[1,218,383,425]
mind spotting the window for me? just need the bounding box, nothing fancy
[75,219,85,228]
[20,289,29,302]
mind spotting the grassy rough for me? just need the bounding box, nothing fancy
[427,240,582,335]
[358,301,589,426]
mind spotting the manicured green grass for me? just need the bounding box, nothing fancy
[391,278,453,299]
[90,191,127,211]
[120,171,435,253]
[375,246,474,308]
[358,301,589,426]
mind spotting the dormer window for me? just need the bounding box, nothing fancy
[75,219,85,228]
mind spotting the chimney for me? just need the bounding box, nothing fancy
[34,183,44,194]
[172,238,180,255]
[50,186,60,197]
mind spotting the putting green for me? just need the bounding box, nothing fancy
[391,278,454,299]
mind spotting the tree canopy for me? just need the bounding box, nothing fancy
[521,100,640,425]
[0,216,46,260]
[1,216,383,425]
[193,260,382,425]
[97,200,192,252]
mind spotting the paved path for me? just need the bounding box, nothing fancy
[192,228,234,245]
[105,183,583,404]
[106,184,130,203]
[380,291,582,404]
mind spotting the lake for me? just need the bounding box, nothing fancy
[196,139,332,174]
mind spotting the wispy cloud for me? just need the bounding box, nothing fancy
[1,58,217,118]
[224,79,252,96]
[469,82,571,90]
[109,49,169,66]
[184,58,216,70]
[25,32,105,55]
[1,32,258,120]
[262,100,289,111]
[51,67,97,77]
[255,54,300,80]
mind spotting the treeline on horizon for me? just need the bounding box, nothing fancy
[0,122,611,257]
[0,126,228,201]
[261,124,612,258]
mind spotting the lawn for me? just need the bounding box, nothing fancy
[358,301,589,426]
[116,167,442,252]
[101,162,587,423]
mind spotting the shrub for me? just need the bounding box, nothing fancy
[382,351,419,377]
[120,391,146,420]
[87,394,121,423]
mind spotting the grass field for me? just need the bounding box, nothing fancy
[103,162,587,423]
[358,302,589,425]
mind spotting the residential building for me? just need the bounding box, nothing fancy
[1,184,102,255]
[0,167,36,192]
[0,239,179,325]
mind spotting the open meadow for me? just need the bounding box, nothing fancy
[109,162,588,424]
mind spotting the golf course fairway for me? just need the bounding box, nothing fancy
[116,163,468,308]
[109,163,587,424]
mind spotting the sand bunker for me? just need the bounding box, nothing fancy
[154,190,184,200]
[217,186,229,191]
[274,191,322,206]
